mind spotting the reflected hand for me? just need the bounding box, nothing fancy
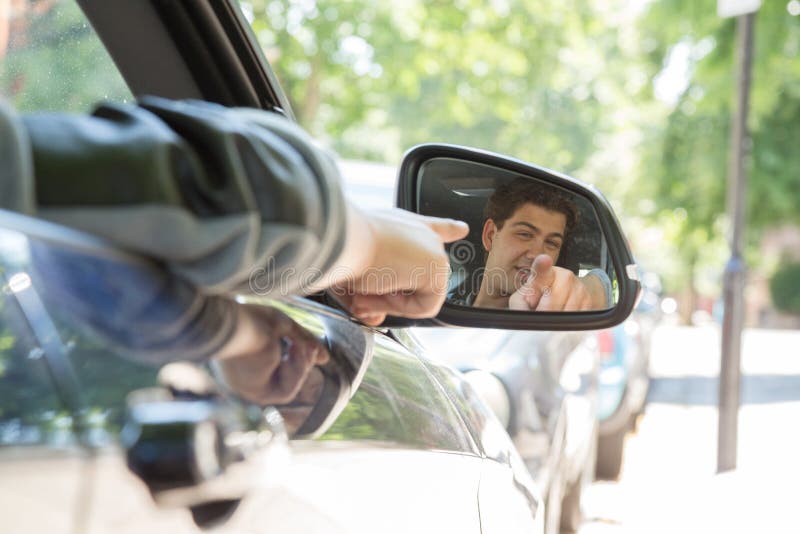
[214,305,330,405]
[509,254,593,312]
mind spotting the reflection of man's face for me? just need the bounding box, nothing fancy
[481,202,566,296]
[277,366,324,436]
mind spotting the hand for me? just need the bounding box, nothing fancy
[213,305,330,405]
[509,254,593,312]
[329,206,469,326]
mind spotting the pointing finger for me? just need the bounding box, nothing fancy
[525,254,555,291]
[420,215,470,243]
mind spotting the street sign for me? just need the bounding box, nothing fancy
[718,0,761,18]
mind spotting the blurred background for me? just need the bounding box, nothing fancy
[231,5,800,528]
[3,0,799,324]
[232,0,800,329]
[1,1,799,531]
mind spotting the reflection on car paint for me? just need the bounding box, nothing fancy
[320,334,474,453]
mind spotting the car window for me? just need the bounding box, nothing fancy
[0,0,131,111]
[0,227,159,446]
[422,361,509,461]
[0,244,76,449]
[42,314,159,445]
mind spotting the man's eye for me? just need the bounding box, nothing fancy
[546,241,562,249]
[517,232,533,239]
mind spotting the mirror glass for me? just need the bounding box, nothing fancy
[417,157,617,313]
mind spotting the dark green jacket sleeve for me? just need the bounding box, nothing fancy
[1,96,347,297]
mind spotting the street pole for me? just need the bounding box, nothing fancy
[718,12,755,473]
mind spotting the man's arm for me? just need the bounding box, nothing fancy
[580,268,614,310]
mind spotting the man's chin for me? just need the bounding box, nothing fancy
[483,285,514,300]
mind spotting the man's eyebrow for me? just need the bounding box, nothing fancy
[512,221,564,240]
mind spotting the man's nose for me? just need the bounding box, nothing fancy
[524,243,543,259]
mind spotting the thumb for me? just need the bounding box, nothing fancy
[517,254,555,310]
[531,254,554,282]
[421,216,470,243]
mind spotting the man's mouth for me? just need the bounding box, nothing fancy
[514,267,532,283]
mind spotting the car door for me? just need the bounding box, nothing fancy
[0,4,131,530]
[262,319,485,534]
[0,209,487,533]
[0,240,84,534]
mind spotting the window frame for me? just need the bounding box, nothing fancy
[77,0,294,117]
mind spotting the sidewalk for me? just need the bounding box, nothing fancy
[579,326,800,533]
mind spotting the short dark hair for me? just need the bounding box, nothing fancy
[484,178,578,234]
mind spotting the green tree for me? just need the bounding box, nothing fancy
[636,1,800,299]
[770,262,800,315]
[242,0,629,171]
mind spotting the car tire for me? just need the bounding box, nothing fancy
[595,427,626,480]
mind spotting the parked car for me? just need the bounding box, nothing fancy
[595,271,662,479]
[0,1,640,533]
[341,160,600,534]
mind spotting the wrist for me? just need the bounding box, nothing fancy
[344,202,378,279]
[307,201,377,291]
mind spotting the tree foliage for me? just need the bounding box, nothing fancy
[1,0,797,301]
[242,0,799,297]
[242,0,628,172]
[637,1,800,261]
[770,262,800,315]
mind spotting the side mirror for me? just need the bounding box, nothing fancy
[393,144,640,331]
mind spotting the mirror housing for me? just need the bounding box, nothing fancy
[391,144,640,331]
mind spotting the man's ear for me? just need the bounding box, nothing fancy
[482,219,497,252]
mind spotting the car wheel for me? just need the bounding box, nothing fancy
[595,427,626,480]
